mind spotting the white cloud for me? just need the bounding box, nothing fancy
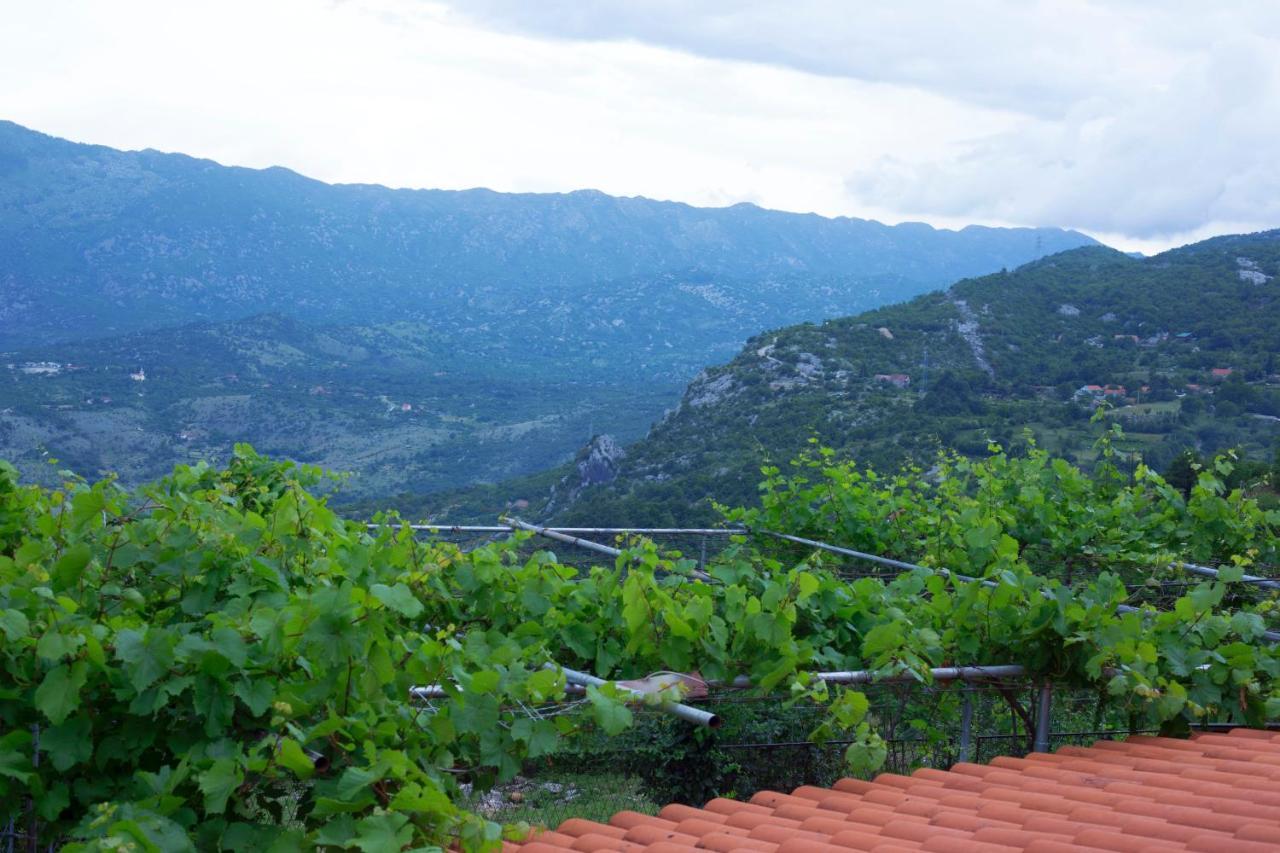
[846,35,1280,241]
[1,0,1277,250]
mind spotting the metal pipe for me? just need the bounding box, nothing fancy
[368,523,745,536]
[409,683,588,700]
[503,518,714,581]
[1172,561,1280,590]
[958,691,974,763]
[367,523,514,533]
[1033,681,1053,753]
[761,530,1280,643]
[816,664,1027,685]
[502,518,625,559]
[410,663,1024,703]
[552,664,721,728]
[760,530,995,587]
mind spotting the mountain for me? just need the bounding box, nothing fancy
[0,121,1094,366]
[0,120,1098,494]
[418,232,1280,524]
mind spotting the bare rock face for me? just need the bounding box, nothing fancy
[539,433,628,517]
[576,434,625,488]
[686,372,740,408]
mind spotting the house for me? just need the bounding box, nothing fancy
[129,368,146,382]
[1073,384,1104,400]
[873,373,910,388]
[400,403,412,412]
[1113,334,1139,343]
[1211,367,1233,380]
[1102,384,1127,397]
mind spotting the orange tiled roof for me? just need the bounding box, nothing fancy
[506,729,1280,853]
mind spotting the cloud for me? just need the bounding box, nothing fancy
[845,36,1280,239]
[3,0,1278,248]
[445,0,1280,242]
[441,1,1233,117]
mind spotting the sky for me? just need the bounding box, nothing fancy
[4,0,1279,253]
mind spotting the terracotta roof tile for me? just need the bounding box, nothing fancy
[507,730,1280,853]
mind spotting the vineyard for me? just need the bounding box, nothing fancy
[1,430,1278,851]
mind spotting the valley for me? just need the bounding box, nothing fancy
[0,121,1095,496]
[416,233,1280,525]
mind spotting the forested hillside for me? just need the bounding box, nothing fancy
[0,121,1097,494]
[422,232,1280,524]
[0,121,1093,358]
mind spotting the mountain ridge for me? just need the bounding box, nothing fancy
[1,119,1102,497]
[407,232,1280,524]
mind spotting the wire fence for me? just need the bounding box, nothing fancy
[343,521,1280,824]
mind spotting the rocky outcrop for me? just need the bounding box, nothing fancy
[540,434,627,516]
[576,434,625,488]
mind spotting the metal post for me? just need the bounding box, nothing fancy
[958,689,974,763]
[1033,681,1053,753]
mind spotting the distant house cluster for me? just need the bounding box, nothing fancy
[11,361,62,375]
[1074,384,1129,405]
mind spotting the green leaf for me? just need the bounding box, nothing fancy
[1217,563,1244,583]
[277,738,315,780]
[198,758,242,814]
[586,685,633,735]
[51,543,93,589]
[34,661,88,725]
[0,730,33,783]
[370,583,424,618]
[36,782,70,820]
[845,733,888,775]
[352,812,414,853]
[796,572,821,602]
[115,628,175,692]
[36,630,84,662]
[0,609,30,642]
[41,715,93,771]
[234,679,274,717]
[209,627,248,668]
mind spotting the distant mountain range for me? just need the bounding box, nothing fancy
[0,120,1099,495]
[417,231,1280,525]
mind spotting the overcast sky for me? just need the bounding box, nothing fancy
[4,0,1279,253]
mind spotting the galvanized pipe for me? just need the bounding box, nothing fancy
[816,664,1027,685]
[760,530,994,588]
[1172,561,1280,590]
[552,664,721,728]
[412,663,1025,703]
[502,518,625,560]
[1033,681,1053,753]
[762,531,1280,643]
[369,523,745,536]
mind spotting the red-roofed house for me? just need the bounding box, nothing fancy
[1211,368,1234,380]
